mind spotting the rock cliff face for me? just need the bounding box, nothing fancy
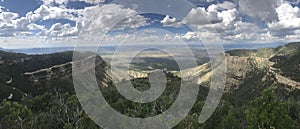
[127,70,149,79]
[171,55,269,92]
[24,62,73,83]
[24,55,110,88]
[224,56,268,91]
[173,42,300,93]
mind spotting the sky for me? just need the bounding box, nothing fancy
[0,0,300,48]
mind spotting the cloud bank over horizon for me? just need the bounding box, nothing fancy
[0,0,300,48]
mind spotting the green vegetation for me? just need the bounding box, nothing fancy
[1,76,299,128]
[0,42,300,128]
[270,42,300,82]
[227,48,276,58]
[0,92,100,129]
[246,86,292,129]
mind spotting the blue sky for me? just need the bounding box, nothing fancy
[0,0,300,48]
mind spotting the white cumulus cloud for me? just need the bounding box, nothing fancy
[267,1,300,38]
[78,4,149,32]
[160,15,183,27]
[237,0,280,22]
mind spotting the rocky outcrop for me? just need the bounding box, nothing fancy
[24,61,73,83]
[195,42,300,93]
[128,70,149,79]
[5,78,12,84]
[274,73,300,90]
[108,68,150,81]
[173,55,269,91]
[24,56,109,86]
[269,66,300,90]
[175,63,211,79]
[171,45,300,92]
[224,56,269,91]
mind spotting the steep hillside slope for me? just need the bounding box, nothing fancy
[269,42,300,82]
[188,42,300,92]
[0,51,108,100]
